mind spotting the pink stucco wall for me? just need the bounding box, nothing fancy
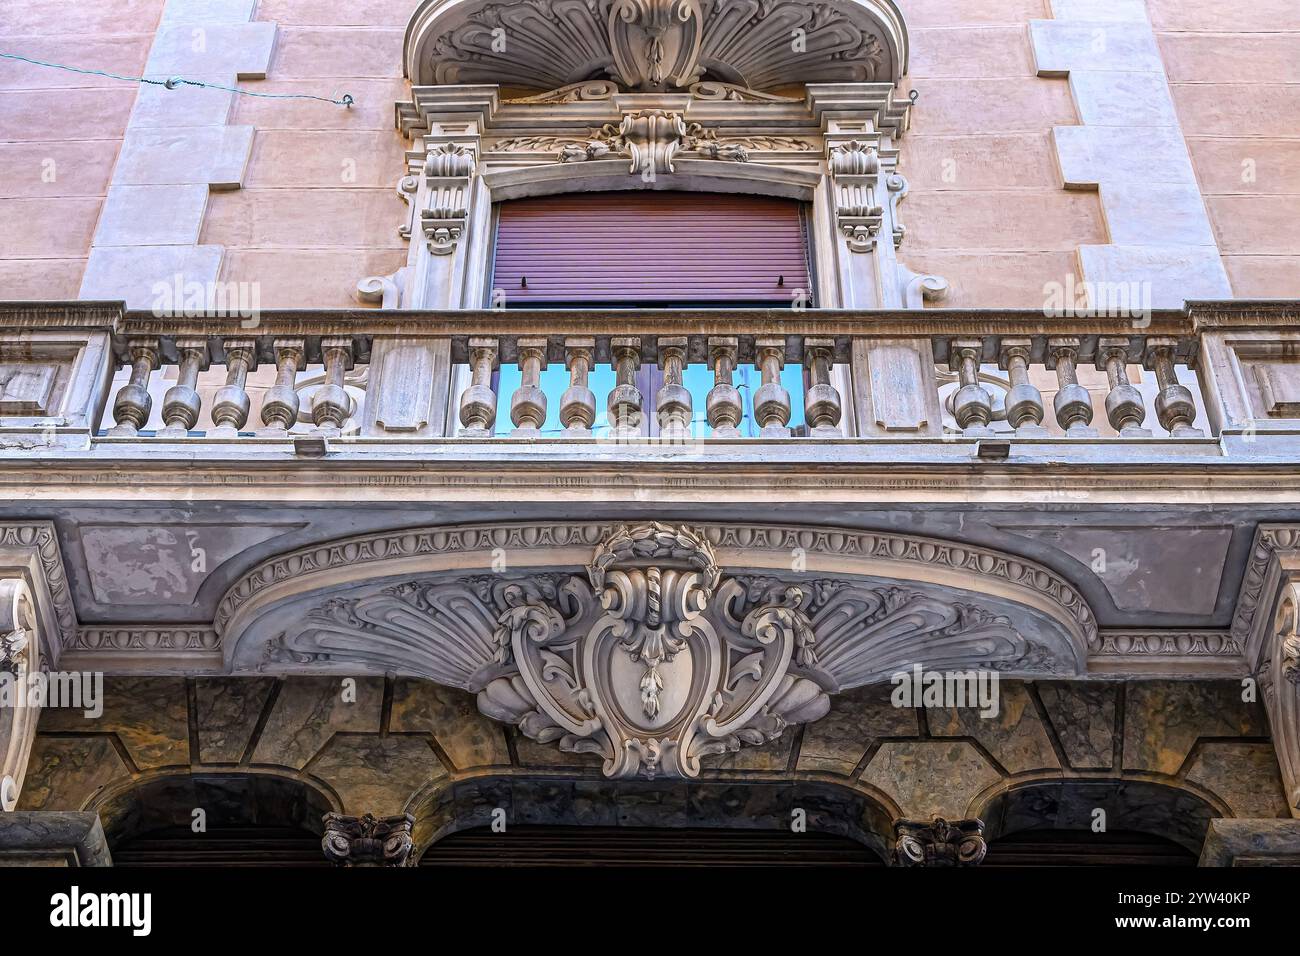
[898,0,1102,308]
[1,0,1296,308]
[204,0,413,307]
[0,0,165,298]
[1150,0,1300,297]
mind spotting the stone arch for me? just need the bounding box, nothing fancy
[969,778,1223,856]
[90,770,338,864]
[408,773,897,862]
[404,0,910,93]
[218,520,1093,779]
[220,519,1095,676]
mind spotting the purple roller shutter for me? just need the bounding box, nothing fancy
[492,191,811,303]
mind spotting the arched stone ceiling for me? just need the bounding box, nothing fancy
[404,0,909,93]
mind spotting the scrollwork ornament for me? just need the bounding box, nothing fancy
[893,817,987,867]
[267,523,1069,779]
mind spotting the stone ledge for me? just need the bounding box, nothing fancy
[1199,818,1300,866]
[0,812,112,867]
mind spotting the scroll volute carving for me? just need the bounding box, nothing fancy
[1264,584,1300,815]
[609,0,704,91]
[478,523,832,780]
[274,523,1062,781]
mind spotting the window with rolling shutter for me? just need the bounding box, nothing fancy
[491,191,812,306]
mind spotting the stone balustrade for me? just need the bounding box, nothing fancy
[2,301,1297,448]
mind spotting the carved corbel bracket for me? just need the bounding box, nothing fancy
[321,812,416,867]
[886,172,909,248]
[893,817,988,866]
[356,267,411,310]
[419,142,476,255]
[829,140,884,252]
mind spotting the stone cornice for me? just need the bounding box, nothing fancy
[3,301,1297,339]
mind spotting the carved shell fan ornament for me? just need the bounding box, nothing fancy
[411,0,902,93]
[271,523,1060,780]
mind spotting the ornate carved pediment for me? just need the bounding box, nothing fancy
[406,0,907,93]
[268,523,1065,780]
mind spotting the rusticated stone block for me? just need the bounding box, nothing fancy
[194,677,276,764]
[389,679,510,770]
[250,676,383,770]
[1123,681,1267,776]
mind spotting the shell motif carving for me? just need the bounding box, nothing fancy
[271,523,1062,780]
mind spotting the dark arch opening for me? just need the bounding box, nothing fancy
[977,780,1218,866]
[414,776,893,866]
[96,773,334,867]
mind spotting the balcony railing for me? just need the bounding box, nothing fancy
[2,301,1298,456]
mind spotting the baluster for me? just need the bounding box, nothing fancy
[158,338,210,438]
[1046,337,1096,437]
[706,337,743,438]
[312,336,354,433]
[1145,337,1203,437]
[108,337,160,437]
[998,337,1046,436]
[608,337,643,440]
[510,337,548,437]
[1096,337,1151,437]
[210,338,256,438]
[655,337,692,440]
[803,337,843,437]
[949,338,993,434]
[259,338,305,434]
[560,337,596,437]
[753,338,791,438]
[458,337,498,437]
